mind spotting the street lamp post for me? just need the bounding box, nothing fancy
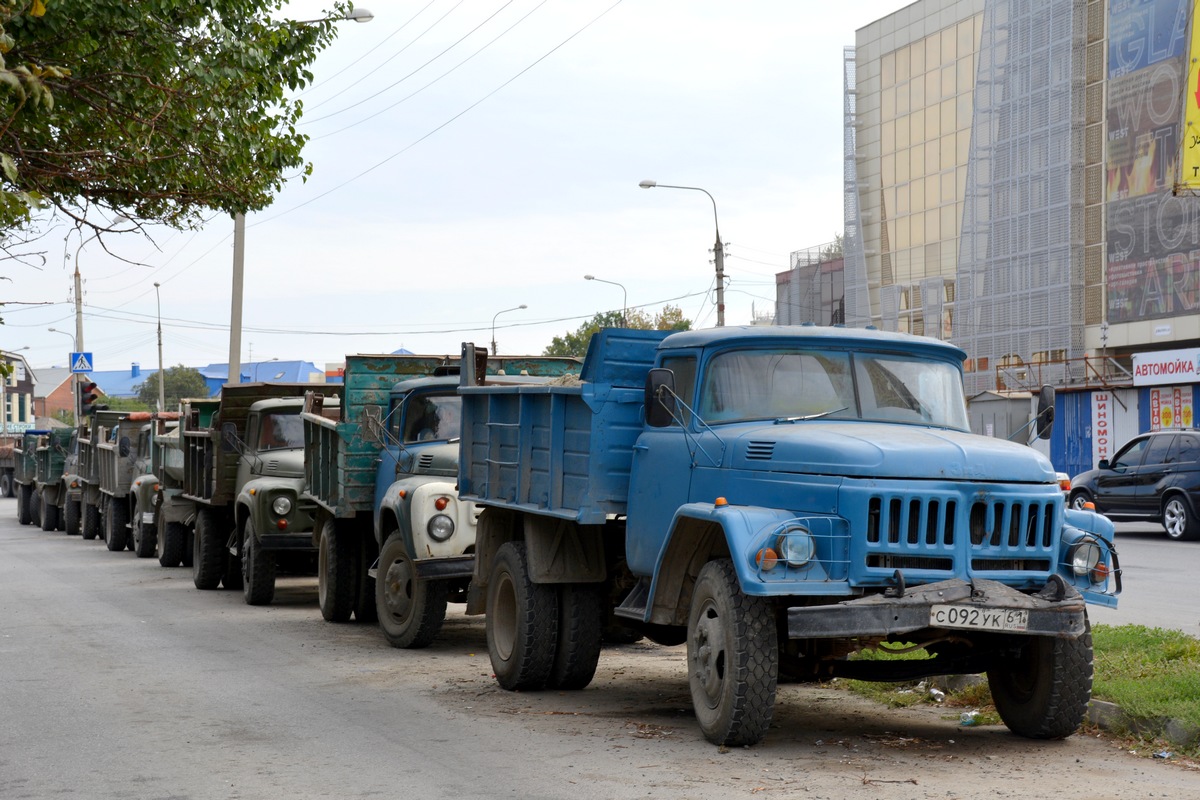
[153,282,166,412]
[583,274,628,326]
[639,179,726,326]
[227,8,374,387]
[491,305,528,356]
[47,327,79,422]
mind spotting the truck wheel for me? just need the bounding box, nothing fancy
[30,488,42,528]
[104,497,129,552]
[1163,495,1200,541]
[486,541,558,690]
[355,536,379,624]
[81,501,101,540]
[182,530,194,568]
[0,473,10,498]
[687,559,778,747]
[40,493,61,532]
[318,520,356,622]
[17,483,31,525]
[133,499,157,558]
[988,620,1093,739]
[546,583,604,690]
[376,533,447,648]
[241,518,276,605]
[157,513,186,568]
[64,500,81,536]
[192,507,226,590]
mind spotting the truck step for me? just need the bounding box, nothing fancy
[612,577,651,621]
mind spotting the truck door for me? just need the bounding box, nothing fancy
[626,354,698,577]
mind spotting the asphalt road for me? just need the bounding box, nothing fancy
[1086,522,1200,637]
[3,502,1199,800]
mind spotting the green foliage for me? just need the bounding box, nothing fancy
[819,233,844,261]
[542,305,692,358]
[135,364,209,410]
[0,0,351,234]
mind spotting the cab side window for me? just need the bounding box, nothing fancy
[1142,435,1175,468]
[659,355,697,427]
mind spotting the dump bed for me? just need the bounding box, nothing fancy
[183,383,340,506]
[458,330,666,524]
[35,429,73,486]
[78,410,129,486]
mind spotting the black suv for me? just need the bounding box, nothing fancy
[1069,428,1200,541]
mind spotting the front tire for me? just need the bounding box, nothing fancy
[486,541,558,690]
[0,473,11,498]
[687,559,778,747]
[17,482,31,525]
[192,507,226,590]
[133,500,157,558]
[1163,495,1200,541]
[30,488,42,528]
[64,499,81,536]
[81,500,101,540]
[988,621,1093,739]
[39,493,60,532]
[318,519,357,623]
[242,518,276,605]
[157,513,186,568]
[376,533,447,648]
[104,497,129,552]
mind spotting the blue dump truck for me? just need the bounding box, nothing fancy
[302,352,581,647]
[458,326,1121,747]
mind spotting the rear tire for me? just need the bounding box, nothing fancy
[30,488,42,528]
[486,541,558,690]
[64,499,81,536]
[0,473,11,498]
[81,500,101,540]
[989,621,1093,739]
[1163,495,1200,541]
[157,512,186,568]
[104,497,129,552]
[192,507,226,590]
[376,533,447,648]
[242,518,276,605]
[355,535,379,624]
[17,483,31,525]
[318,519,356,622]
[547,583,604,690]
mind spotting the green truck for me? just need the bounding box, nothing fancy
[180,383,343,605]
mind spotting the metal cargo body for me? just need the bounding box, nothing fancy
[35,429,72,485]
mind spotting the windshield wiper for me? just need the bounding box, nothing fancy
[774,406,848,424]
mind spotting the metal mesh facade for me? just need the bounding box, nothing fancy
[955,0,1088,394]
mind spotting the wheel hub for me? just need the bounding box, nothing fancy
[383,557,415,620]
[691,603,725,707]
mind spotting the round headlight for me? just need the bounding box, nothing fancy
[428,513,455,542]
[272,496,293,516]
[776,526,815,567]
[1069,537,1101,578]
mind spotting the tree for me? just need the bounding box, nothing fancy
[136,364,209,410]
[0,0,352,242]
[543,305,692,358]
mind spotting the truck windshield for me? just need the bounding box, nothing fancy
[698,348,969,430]
[400,394,461,444]
[257,412,304,451]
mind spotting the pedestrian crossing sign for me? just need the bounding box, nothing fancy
[70,352,94,373]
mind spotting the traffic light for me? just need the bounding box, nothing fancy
[80,382,103,416]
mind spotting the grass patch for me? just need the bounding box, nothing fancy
[835,624,1200,755]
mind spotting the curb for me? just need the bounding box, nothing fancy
[1088,699,1200,748]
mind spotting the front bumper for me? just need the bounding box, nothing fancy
[787,577,1086,640]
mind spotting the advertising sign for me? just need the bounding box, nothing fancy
[1132,346,1200,385]
[1092,391,1114,465]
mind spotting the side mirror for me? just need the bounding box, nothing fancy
[644,368,677,428]
[1035,384,1055,440]
[118,436,131,457]
[221,421,238,453]
[1098,458,1110,470]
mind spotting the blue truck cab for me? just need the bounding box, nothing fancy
[458,326,1120,747]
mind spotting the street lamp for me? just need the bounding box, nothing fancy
[639,179,726,326]
[228,7,375,387]
[584,274,627,326]
[153,282,166,412]
[48,327,80,422]
[491,305,528,356]
[254,358,280,382]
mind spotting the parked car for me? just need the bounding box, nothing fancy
[1069,428,1200,541]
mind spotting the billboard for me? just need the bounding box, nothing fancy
[1106,0,1200,324]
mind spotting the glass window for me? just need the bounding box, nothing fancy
[925,210,940,243]
[957,54,975,94]
[957,19,975,61]
[896,47,910,83]
[881,119,895,155]
[257,412,304,451]
[401,393,462,444]
[896,114,910,151]
[660,355,697,426]
[909,110,925,147]
[910,75,924,110]
[941,27,957,62]
[925,70,940,105]
[882,51,896,88]
[926,30,941,65]
[941,64,957,98]
[910,145,925,186]
[1144,434,1176,466]
[924,172,940,206]
[882,87,895,122]
[1174,434,1200,465]
[698,351,856,423]
[910,40,925,74]
[1109,437,1149,470]
[897,83,910,116]
[854,354,969,429]
[910,211,925,246]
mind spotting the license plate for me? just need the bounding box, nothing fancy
[930,604,1028,632]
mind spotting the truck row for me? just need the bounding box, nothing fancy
[9,325,1122,747]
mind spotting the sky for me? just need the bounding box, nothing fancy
[4,0,905,378]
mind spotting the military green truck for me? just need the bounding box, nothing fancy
[97,412,179,556]
[34,428,74,532]
[76,410,133,541]
[0,433,21,498]
[182,383,343,605]
[302,352,581,647]
[143,411,191,567]
[12,429,48,526]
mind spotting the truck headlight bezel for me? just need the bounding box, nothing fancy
[776,525,815,568]
[1068,536,1105,583]
[427,513,455,542]
[272,496,293,516]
